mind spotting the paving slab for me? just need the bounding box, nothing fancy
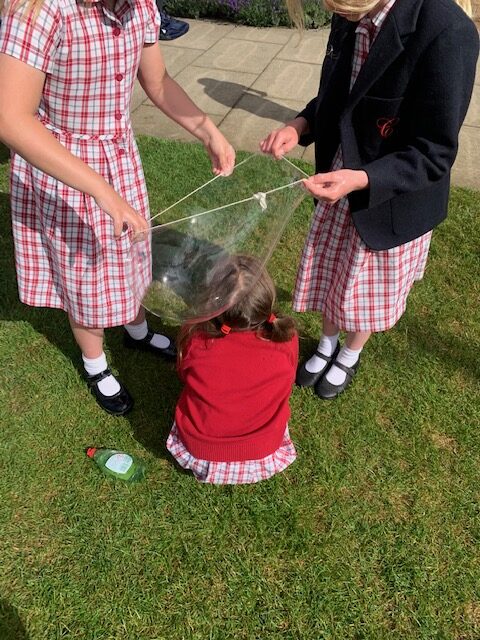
[301,144,315,166]
[169,20,235,50]
[218,95,307,160]
[276,28,329,64]
[146,67,257,117]
[131,81,147,113]
[464,86,480,128]
[160,45,205,78]
[452,125,480,190]
[229,24,293,45]
[132,104,222,140]
[194,38,283,74]
[130,18,479,190]
[252,59,321,103]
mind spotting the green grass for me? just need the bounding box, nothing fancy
[0,137,479,640]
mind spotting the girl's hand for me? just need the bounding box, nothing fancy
[260,118,307,159]
[302,169,369,204]
[94,183,150,239]
[204,131,236,176]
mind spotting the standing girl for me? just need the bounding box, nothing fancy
[168,255,298,485]
[0,0,235,414]
[261,0,478,399]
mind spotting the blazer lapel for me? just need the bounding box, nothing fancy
[345,0,423,112]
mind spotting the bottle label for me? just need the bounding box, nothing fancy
[105,453,133,475]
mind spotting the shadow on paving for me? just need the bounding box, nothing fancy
[0,600,29,640]
[198,78,299,123]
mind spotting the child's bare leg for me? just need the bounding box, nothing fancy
[69,314,122,399]
[345,330,371,351]
[323,316,340,337]
[127,306,146,325]
[69,315,104,358]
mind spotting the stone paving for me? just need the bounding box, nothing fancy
[132,19,480,189]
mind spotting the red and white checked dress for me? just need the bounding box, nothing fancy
[293,0,432,333]
[0,0,159,327]
[167,423,297,485]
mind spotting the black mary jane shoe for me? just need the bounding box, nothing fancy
[123,329,177,361]
[314,357,361,400]
[295,342,340,388]
[86,368,133,416]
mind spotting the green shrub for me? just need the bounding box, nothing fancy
[164,0,331,28]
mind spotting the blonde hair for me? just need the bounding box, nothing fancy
[1,0,51,17]
[286,0,473,21]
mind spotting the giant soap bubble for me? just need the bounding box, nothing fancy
[128,154,308,323]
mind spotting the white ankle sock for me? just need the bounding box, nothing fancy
[124,320,148,340]
[124,320,170,349]
[325,345,362,386]
[83,352,121,397]
[305,332,340,374]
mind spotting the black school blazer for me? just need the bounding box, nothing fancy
[298,0,479,250]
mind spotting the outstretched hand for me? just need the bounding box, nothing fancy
[94,183,150,239]
[302,169,369,204]
[260,117,308,159]
[260,124,300,159]
[205,131,236,177]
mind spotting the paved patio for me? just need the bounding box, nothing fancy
[132,19,480,189]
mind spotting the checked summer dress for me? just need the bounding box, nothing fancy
[293,0,432,333]
[0,0,160,327]
[167,423,297,485]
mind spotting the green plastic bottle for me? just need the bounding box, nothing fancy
[86,447,146,482]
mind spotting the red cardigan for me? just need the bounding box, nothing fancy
[175,331,298,462]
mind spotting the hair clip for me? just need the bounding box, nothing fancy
[268,313,277,324]
[220,323,231,335]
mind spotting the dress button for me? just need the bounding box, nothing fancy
[115,112,122,121]
[113,27,121,36]
[115,73,124,82]
[118,148,126,156]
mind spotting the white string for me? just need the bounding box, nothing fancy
[282,155,310,178]
[149,155,255,224]
[149,177,306,230]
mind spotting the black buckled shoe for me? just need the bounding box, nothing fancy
[295,342,340,388]
[314,357,360,400]
[86,368,133,416]
[123,329,177,361]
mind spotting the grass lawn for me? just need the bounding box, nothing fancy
[0,137,479,640]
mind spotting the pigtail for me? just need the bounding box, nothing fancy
[261,312,297,343]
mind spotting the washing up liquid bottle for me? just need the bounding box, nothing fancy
[86,448,146,482]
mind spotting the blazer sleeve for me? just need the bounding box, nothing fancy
[361,21,479,209]
[297,97,318,147]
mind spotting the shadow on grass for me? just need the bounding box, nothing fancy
[401,316,480,381]
[0,143,10,166]
[0,600,28,640]
[0,191,179,460]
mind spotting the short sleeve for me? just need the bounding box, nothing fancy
[0,0,63,74]
[144,0,160,44]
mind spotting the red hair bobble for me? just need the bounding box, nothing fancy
[268,313,276,324]
[220,324,231,335]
